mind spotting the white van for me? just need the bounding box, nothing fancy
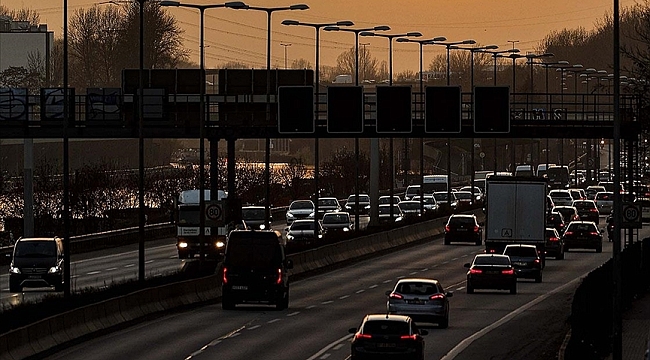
[422,175,448,195]
[536,163,556,178]
[515,164,534,177]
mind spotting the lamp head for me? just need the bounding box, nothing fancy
[323,26,339,31]
[463,39,477,45]
[485,44,499,50]
[336,20,354,26]
[557,60,570,65]
[431,36,447,42]
[159,1,180,6]
[281,19,299,26]
[360,31,375,37]
[290,4,309,10]
[572,64,584,69]
[597,70,608,74]
[374,25,391,31]
[406,32,422,37]
[507,48,520,53]
[396,38,411,43]
[225,1,247,9]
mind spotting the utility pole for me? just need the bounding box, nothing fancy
[360,43,370,81]
[507,40,519,50]
[280,42,291,69]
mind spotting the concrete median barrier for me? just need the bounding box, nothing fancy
[4,327,33,360]
[27,317,56,355]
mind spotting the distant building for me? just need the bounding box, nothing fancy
[0,19,54,77]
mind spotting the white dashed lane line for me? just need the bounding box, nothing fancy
[306,305,317,309]
[267,319,281,324]
[421,268,429,272]
[382,279,392,283]
[287,312,300,317]
[145,260,154,264]
[409,271,418,275]
[456,286,466,291]
[321,300,334,305]
[368,284,378,289]
[319,354,331,359]
[105,268,117,271]
[247,325,261,330]
[87,271,101,275]
[333,343,345,351]
[124,264,135,268]
[339,295,350,300]
[355,289,365,294]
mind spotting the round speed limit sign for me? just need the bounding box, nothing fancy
[205,203,223,221]
[623,204,640,223]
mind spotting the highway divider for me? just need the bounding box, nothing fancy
[0,210,482,360]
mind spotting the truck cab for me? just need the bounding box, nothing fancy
[176,189,228,259]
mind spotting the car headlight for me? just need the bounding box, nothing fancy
[48,266,61,274]
[364,205,371,209]
[286,213,294,218]
[343,227,350,232]
[259,224,266,230]
[309,212,315,218]
[287,234,294,240]
[178,242,188,248]
[216,241,225,248]
[318,234,323,239]
[9,266,20,274]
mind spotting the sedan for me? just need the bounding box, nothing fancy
[553,205,580,224]
[345,194,371,215]
[317,197,341,218]
[503,244,543,282]
[594,191,614,215]
[398,201,423,220]
[572,200,600,224]
[546,211,566,234]
[378,195,402,205]
[385,278,453,328]
[453,191,474,211]
[349,314,427,360]
[444,214,482,245]
[378,204,403,223]
[285,219,325,251]
[545,227,565,259]
[286,200,315,225]
[563,221,603,253]
[464,254,517,294]
[321,211,353,234]
[411,195,439,215]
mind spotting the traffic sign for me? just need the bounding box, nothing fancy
[205,201,224,226]
[622,202,642,229]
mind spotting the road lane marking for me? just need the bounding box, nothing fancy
[319,354,331,359]
[105,268,117,271]
[306,305,317,309]
[124,264,135,268]
[440,272,587,360]
[247,325,261,330]
[382,279,392,283]
[287,312,300,317]
[409,271,418,275]
[368,284,378,289]
[355,289,364,294]
[333,343,345,351]
[339,295,350,300]
[267,318,281,324]
[321,300,334,305]
[306,334,354,360]
[87,271,101,275]
[421,268,429,271]
[452,257,459,261]
[145,260,154,264]
[456,286,466,291]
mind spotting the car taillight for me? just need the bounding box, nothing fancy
[589,208,599,212]
[429,293,444,300]
[549,237,559,242]
[564,231,573,236]
[276,268,283,284]
[355,333,372,340]
[488,248,496,253]
[473,226,479,232]
[445,225,450,232]
[400,334,418,340]
[470,269,483,274]
[534,259,541,264]
[590,231,600,236]
[389,292,404,299]
[222,267,228,284]
[502,269,515,275]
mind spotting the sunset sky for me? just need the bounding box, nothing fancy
[1,0,638,73]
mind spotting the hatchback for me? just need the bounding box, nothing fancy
[594,191,614,215]
[465,254,517,294]
[444,214,482,245]
[411,195,439,215]
[398,201,423,220]
[349,314,427,360]
[378,204,403,223]
[503,244,543,282]
[563,221,603,253]
[546,211,566,234]
[553,205,580,224]
[572,200,600,224]
[386,278,453,328]
[549,190,574,206]
[545,227,565,259]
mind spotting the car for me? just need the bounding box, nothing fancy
[545,227,565,259]
[444,214,482,245]
[549,189,574,206]
[594,191,614,215]
[404,185,421,201]
[453,191,474,211]
[515,164,534,177]
[411,195,439,215]
[285,200,315,225]
[553,205,580,224]
[503,244,543,282]
[585,185,606,200]
[547,195,556,211]
[378,195,402,205]
[378,203,403,223]
[321,211,353,233]
[568,188,586,201]
[317,197,342,218]
[598,181,618,193]
[546,211,566,234]
[285,219,326,250]
[386,278,453,328]
[349,314,427,360]
[398,200,423,220]
[562,221,603,253]
[345,194,371,215]
[459,186,484,204]
[572,200,600,224]
[464,254,517,294]
[241,206,269,230]
[221,230,292,310]
[433,191,458,212]
[8,237,65,292]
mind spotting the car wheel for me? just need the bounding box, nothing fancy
[221,295,236,310]
[9,279,20,293]
[596,245,603,253]
[535,273,543,283]
[439,314,449,329]
[275,291,289,311]
[510,285,517,294]
[54,281,64,292]
[466,283,474,294]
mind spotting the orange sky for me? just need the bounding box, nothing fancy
[1,0,638,73]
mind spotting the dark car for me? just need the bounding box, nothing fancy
[503,244,543,282]
[545,227,565,259]
[562,221,603,253]
[285,219,326,250]
[9,237,65,292]
[464,254,517,294]
[242,206,269,230]
[553,205,580,224]
[221,230,293,310]
[345,194,371,215]
[444,214,482,245]
[433,191,458,212]
[398,201,423,220]
[572,200,600,224]
[606,212,615,241]
[386,278,453,328]
[454,191,474,211]
[349,314,427,360]
[546,211,566,234]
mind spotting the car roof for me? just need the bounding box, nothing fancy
[242,206,265,210]
[18,237,59,242]
[399,200,419,204]
[554,206,576,209]
[396,278,439,285]
[567,220,598,226]
[318,197,338,200]
[379,203,399,207]
[291,200,313,204]
[504,244,537,249]
[364,314,411,323]
[449,214,475,218]
[474,254,509,259]
[323,211,349,216]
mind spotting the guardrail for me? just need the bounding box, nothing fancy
[0,209,483,360]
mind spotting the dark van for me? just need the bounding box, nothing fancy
[8,237,64,292]
[221,230,293,310]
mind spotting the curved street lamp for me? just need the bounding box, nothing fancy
[427,39,477,85]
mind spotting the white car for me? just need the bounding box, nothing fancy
[594,191,614,215]
[286,200,315,225]
[549,189,574,207]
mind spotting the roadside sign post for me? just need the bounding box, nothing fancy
[205,201,225,227]
[621,202,641,229]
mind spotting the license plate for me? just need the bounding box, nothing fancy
[514,262,527,266]
[578,237,587,240]
[457,228,467,232]
[231,285,248,290]
[28,275,41,279]
[377,343,396,348]
[486,270,500,274]
[408,300,424,304]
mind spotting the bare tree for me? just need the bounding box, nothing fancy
[291,58,312,70]
[0,6,40,26]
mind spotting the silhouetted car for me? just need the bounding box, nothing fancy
[444,214,482,245]
[545,227,565,259]
[549,190,574,206]
[378,195,402,205]
[9,237,64,292]
[454,191,474,211]
[285,200,315,225]
[386,278,453,328]
[317,197,342,218]
[285,219,326,250]
[398,201,423,220]
[349,314,427,360]
[321,212,353,234]
[345,194,371,215]
[553,205,580,224]
[546,211,566,234]
[562,221,603,253]
[411,195,439,215]
[503,244,543,283]
[242,206,268,230]
[464,254,517,294]
[594,191,614,215]
[378,204,403,223]
[572,200,600,224]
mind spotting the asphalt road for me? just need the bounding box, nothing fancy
[39,215,642,360]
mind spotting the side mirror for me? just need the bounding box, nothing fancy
[419,329,429,336]
[284,227,289,232]
[446,291,454,298]
[385,290,392,296]
[285,259,294,270]
[463,263,471,268]
[348,327,357,334]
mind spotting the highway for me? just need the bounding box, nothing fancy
[35,214,641,360]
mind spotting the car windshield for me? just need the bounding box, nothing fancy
[413,196,435,204]
[290,201,313,210]
[406,187,420,195]
[574,202,595,210]
[434,193,451,201]
[473,256,510,265]
[14,241,56,257]
[504,247,538,257]
[556,208,576,216]
[291,222,315,231]
[455,192,472,200]
[399,202,420,210]
[568,223,598,232]
[348,195,370,203]
[363,321,409,335]
[318,199,338,206]
[322,214,349,224]
[551,192,572,199]
[378,206,400,214]
[379,197,399,204]
[449,217,475,225]
[396,282,439,295]
[225,237,282,268]
[242,208,265,220]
